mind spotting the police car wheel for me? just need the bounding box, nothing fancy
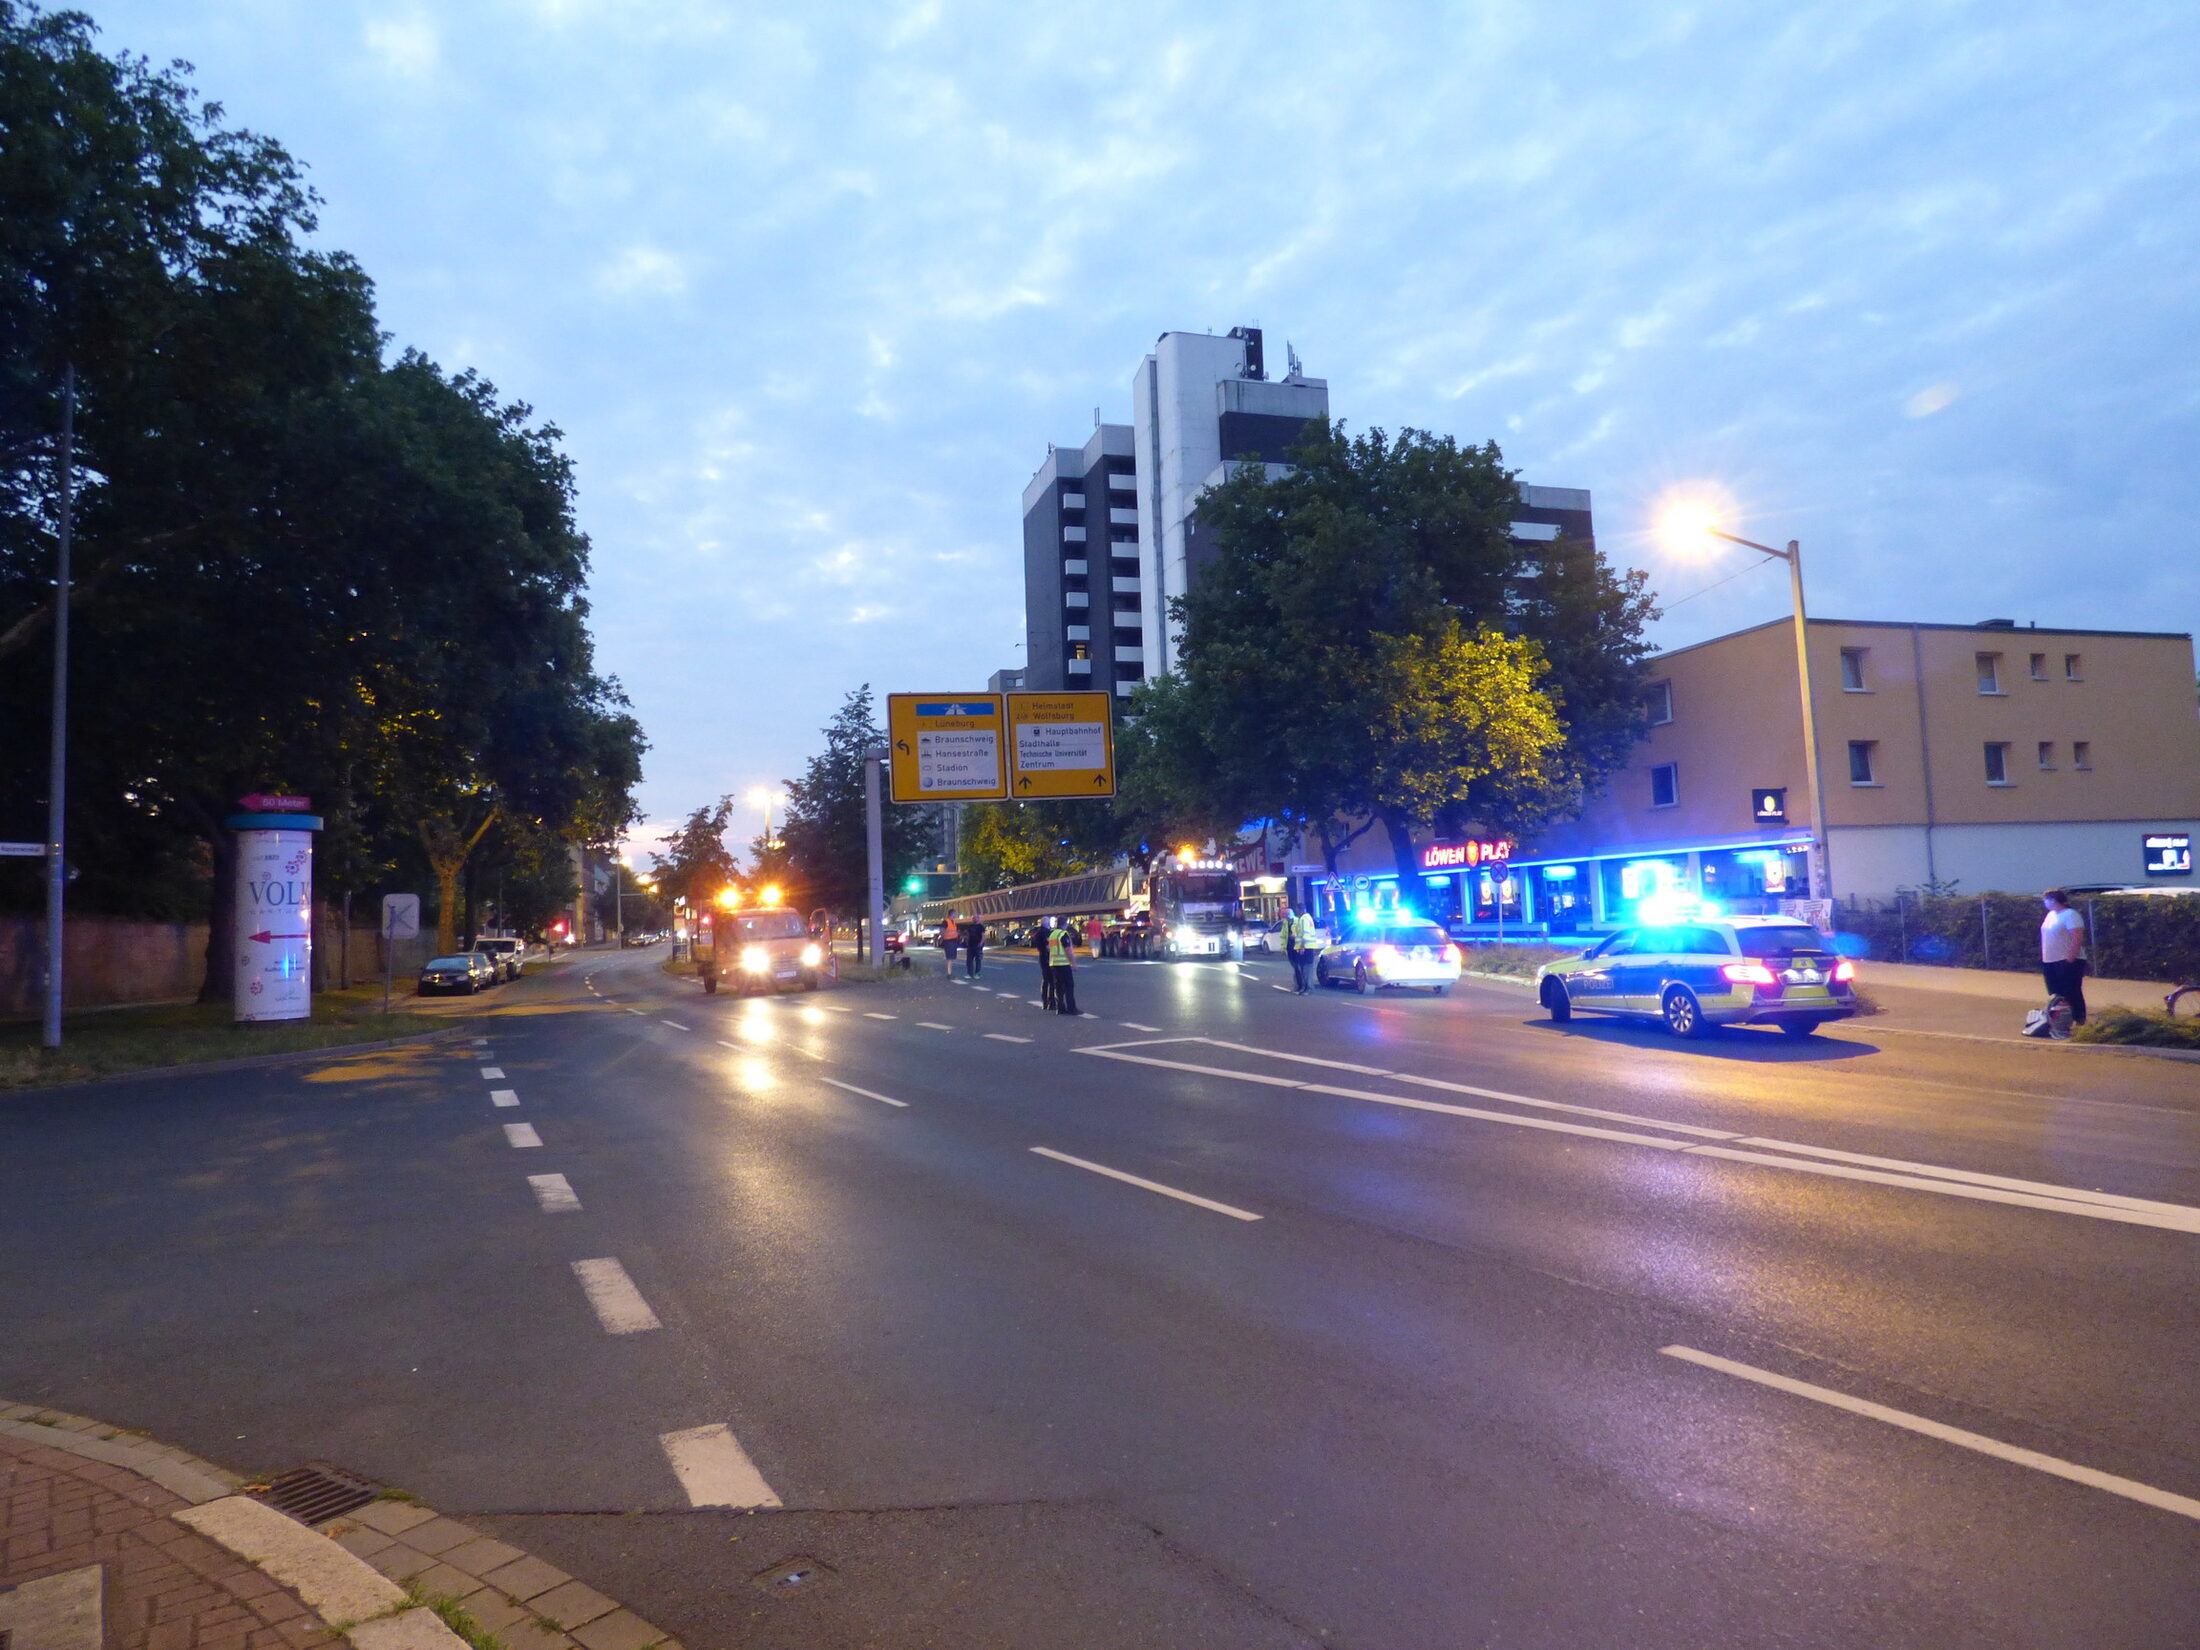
[1353,965,1370,995]
[1662,986,1710,1039]
[1541,978,1572,1022]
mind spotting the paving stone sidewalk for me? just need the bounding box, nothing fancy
[1,1406,681,1650]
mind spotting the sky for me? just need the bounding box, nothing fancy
[88,0,2200,859]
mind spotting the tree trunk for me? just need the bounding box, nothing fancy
[462,858,477,950]
[434,859,464,954]
[196,816,237,1006]
[1379,808,1423,905]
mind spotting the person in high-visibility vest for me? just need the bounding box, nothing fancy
[1286,905,1321,994]
[1045,918,1080,1016]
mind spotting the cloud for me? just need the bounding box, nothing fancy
[1905,383,1960,418]
[361,9,437,79]
[596,246,689,297]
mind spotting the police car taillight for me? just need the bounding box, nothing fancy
[1722,962,1778,986]
[1833,958,1856,982]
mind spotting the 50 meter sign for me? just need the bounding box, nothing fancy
[885,691,1115,802]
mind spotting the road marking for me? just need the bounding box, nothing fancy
[822,1004,852,1013]
[1271,984,1294,993]
[996,995,1020,1001]
[1121,1022,1160,1032]
[490,1089,520,1107]
[819,1077,909,1108]
[571,1258,662,1334]
[717,1039,741,1049]
[1076,1037,2200,1235]
[472,1038,489,1046]
[863,1012,897,1020]
[1661,1345,2200,1523]
[1029,1147,1262,1221]
[661,1020,690,1030]
[503,1122,542,1148]
[985,1033,1032,1044]
[917,1022,953,1031]
[527,1173,581,1213]
[659,1423,780,1508]
[479,1066,505,1080]
[626,1007,647,1015]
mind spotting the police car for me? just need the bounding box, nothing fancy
[1535,915,1857,1038]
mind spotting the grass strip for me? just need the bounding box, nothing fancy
[2070,1005,2200,1049]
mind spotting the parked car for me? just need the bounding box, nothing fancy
[419,952,498,995]
[472,937,525,980]
[1316,920,1463,994]
[1535,916,1858,1039]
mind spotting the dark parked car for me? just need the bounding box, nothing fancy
[419,953,497,995]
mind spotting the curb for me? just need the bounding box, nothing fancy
[0,1402,683,1650]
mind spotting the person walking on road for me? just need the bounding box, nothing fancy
[2040,888,2089,1025]
[941,913,960,976]
[1047,918,1081,1016]
[1285,903,1321,994]
[963,916,987,976]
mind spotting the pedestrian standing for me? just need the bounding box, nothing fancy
[1038,920,1059,1009]
[1283,903,1312,994]
[964,917,987,976]
[1047,918,1081,1015]
[1085,914,1105,956]
[941,913,959,976]
[2040,888,2089,1025]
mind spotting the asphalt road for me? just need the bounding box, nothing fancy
[3,945,2197,1648]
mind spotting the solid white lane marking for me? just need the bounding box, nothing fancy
[1661,1345,2200,1523]
[985,1033,1031,1044]
[917,1022,953,1031]
[863,1012,897,1020]
[1029,1147,1262,1221]
[528,1173,581,1213]
[660,1423,780,1508]
[1077,1038,2200,1235]
[490,1089,520,1107]
[571,1258,662,1334]
[661,1020,690,1030]
[479,1066,505,1080]
[819,1077,909,1108]
[1121,1022,1160,1032]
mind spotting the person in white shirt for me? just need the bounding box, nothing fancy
[2039,889,2088,1025]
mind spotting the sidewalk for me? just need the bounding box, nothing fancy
[0,1405,680,1650]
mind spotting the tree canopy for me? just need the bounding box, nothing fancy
[778,687,935,918]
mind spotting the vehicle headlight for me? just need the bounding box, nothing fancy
[741,945,770,973]
[800,943,822,966]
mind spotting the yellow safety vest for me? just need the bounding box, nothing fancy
[1292,913,1319,947]
[1047,928,1073,965]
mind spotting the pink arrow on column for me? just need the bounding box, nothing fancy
[247,930,311,943]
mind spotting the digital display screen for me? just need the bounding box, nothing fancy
[2142,833,2192,877]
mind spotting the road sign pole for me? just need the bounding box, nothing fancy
[41,364,73,1050]
[864,746,886,967]
[383,905,393,1017]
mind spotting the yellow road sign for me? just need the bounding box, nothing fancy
[1006,691,1116,798]
[886,693,1007,802]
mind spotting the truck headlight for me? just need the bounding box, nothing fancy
[741,945,770,974]
[800,943,822,966]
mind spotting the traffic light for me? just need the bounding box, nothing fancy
[904,876,923,894]
[550,919,568,936]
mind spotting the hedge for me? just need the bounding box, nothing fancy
[1835,893,2200,985]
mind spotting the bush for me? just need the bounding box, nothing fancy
[1837,893,2200,983]
[1457,943,1577,980]
[2070,1006,2200,1050]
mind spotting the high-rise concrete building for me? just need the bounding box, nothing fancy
[1018,326,1595,692]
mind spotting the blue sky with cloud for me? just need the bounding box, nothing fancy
[89,0,2200,849]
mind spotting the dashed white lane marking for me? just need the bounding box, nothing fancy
[916,1022,953,1031]
[717,1039,741,1050]
[820,1077,909,1108]
[1662,1345,2200,1523]
[662,1020,691,1031]
[528,1173,581,1213]
[660,1423,780,1508]
[490,1089,520,1107]
[1120,1022,1160,1032]
[626,1007,648,1015]
[1029,1146,1263,1222]
[863,1012,897,1020]
[472,1038,489,1046]
[996,995,1020,1002]
[822,1005,853,1013]
[984,1033,1032,1044]
[479,1066,505,1080]
[572,1258,662,1334]
[1271,984,1295,994]
[503,1122,542,1148]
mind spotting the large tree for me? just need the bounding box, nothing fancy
[1171,420,1656,886]
[778,686,934,920]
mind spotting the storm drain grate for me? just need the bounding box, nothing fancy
[752,1556,835,1596]
[246,1462,382,1526]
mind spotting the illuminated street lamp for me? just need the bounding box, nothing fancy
[1658,497,1833,900]
[748,786,784,849]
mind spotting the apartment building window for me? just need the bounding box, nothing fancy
[2038,741,2056,770]
[1645,681,1673,725]
[2073,741,2092,770]
[1840,648,1869,691]
[1976,653,2003,694]
[2029,653,2048,680]
[1848,741,1878,784]
[1650,763,1679,807]
[1984,742,2012,785]
[2064,653,2083,681]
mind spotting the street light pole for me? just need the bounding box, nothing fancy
[1709,529,1832,902]
[42,364,74,1050]
[863,747,886,967]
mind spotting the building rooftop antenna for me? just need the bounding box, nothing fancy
[1286,341,1303,381]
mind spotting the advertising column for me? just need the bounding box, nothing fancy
[227,808,322,1024]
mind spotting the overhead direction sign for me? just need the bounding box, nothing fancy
[1005,691,1115,797]
[886,693,1008,802]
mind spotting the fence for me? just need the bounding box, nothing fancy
[1836,893,2200,984]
